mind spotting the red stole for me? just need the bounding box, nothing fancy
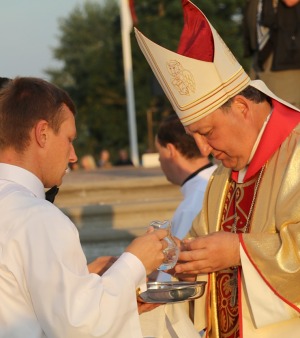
[216,100,300,338]
[232,99,300,182]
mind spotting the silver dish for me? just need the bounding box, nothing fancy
[137,281,206,304]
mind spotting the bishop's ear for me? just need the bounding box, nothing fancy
[35,120,50,147]
[232,96,249,117]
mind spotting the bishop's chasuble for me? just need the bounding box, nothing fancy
[190,99,300,338]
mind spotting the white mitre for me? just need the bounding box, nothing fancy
[135,0,298,126]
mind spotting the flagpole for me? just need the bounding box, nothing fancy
[120,0,140,167]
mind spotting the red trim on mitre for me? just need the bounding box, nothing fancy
[239,235,300,313]
[232,100,300,182]
[177,0,214,62]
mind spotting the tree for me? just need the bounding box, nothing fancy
[47,1,128,159]
[47,0,247,160]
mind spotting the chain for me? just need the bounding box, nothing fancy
[230,164,266,307]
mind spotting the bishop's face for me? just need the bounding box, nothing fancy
[185,103,258,171]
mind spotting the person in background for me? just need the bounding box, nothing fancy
[0,77,168,337]
[140,113,217,338]
[155,114,217,244]
[98,148,113,168]
[80,154,97,171]
[68,161,79,171]
[114,148,134,166]
[243,0,300,108]
[135,0,300,336]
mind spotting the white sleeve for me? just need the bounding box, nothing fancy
[21,205,145,338]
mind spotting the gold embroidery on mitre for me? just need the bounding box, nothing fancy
[166,60,196,96]
[214,30,237,65]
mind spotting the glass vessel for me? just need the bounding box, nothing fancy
[150,220,179,271]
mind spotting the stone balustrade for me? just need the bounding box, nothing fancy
[55,167,182,244]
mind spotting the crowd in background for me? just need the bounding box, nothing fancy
[71,148,134,171]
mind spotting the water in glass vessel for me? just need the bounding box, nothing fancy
[150,220,179,270]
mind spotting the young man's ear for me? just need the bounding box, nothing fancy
[35,120,49,147]
[166,143,178,158]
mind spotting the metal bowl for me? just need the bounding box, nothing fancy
[137,281,206,303]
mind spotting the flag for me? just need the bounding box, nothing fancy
[120,0,140,166]
[129,0,138,25]
[120,0,137,33]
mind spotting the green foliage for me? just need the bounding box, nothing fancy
[47,0,249,159]
[47,1,127,159]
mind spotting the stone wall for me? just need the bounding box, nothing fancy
[55,167,182,243]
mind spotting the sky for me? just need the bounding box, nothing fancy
[1,0,95,80]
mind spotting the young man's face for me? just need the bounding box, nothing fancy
[45,105,77,187]
[155,136,179,185]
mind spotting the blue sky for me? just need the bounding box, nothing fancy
[1,1,89,80]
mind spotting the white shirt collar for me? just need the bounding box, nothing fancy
[0,163,45,199]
